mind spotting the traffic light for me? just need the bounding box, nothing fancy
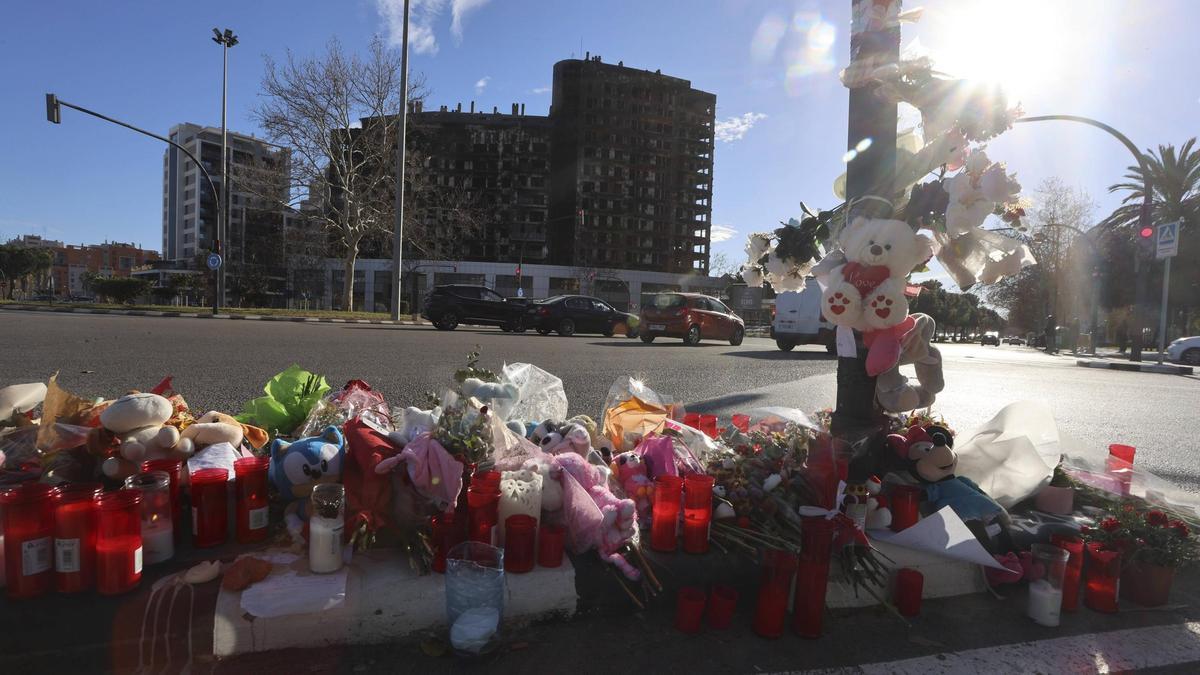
[45,94,60,124]
[1138,224,1156,255]
[1139,226,1155,240]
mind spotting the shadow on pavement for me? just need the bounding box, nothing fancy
[722,349,834,361]
[683,391,772,411]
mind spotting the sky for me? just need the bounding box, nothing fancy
[2,0,1197,290]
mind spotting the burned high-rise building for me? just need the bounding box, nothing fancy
[548,56,716,274]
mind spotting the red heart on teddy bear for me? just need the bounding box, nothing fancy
[842,262,890,297]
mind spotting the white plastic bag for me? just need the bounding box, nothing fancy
[501,363,568,424]
[954,401,1062,509]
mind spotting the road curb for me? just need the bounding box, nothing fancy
[0,303,431,326]
[1076,359,1193,375]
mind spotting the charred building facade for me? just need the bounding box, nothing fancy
[548,56,715,274]
[390,56,715,275]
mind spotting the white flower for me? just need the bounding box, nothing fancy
[965,149,991,175]
[979,163,1021,203]
[714,502,736,520]
[741,264,765,287]
[745,233,772,261]
[763,251,791,280]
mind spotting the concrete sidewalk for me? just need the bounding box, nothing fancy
[1075,359,1193,375]
[0,302,431,326]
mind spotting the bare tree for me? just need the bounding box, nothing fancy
[249,37,429,310]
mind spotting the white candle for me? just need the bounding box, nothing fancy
[309,515,344,573]
[142,521,174,565]
[1027,579,1063,627]
[496,470,542,546]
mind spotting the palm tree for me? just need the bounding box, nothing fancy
[1102,138,1200,337]
[1102,138,1199,230]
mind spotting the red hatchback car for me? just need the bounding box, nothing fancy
[639,293,745,346]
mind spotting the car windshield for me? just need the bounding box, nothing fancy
[652,294,685,309]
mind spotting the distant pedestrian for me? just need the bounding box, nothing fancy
[1044,314,1057,354]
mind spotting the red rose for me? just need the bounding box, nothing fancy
[1099,517,1121,532]
[1146,510,1169,527]
[1169,520,1190,539]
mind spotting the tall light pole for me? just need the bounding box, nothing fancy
[390,0,412,321]
[212,28,238,313]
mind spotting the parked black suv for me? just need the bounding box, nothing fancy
[526,295,639,337]
[422,284,527,332]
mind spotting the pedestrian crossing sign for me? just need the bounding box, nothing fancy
[1156,221,1179,259]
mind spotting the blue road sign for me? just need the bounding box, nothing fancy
[206,253,223,270]
[1156,221,1179,259]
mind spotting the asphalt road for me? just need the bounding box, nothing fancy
[3,310,1198,491]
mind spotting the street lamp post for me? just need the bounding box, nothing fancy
[1012,115,1154,361]
[212,28,238,314]
[390,0,412,321]
[44,95,222,309]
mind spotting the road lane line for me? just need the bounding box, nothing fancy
[798,621,1200,674]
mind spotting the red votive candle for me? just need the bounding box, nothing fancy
[1084,542,1121,613]
[683,412,701,429]
[753,548,798,639]
[682,474,715,554]
[794,515,836,638]
[890,485,923,532]
[234,457,271,544]
[141,458,182,537]
[504,514,537,573]
[675,586,707,633]
[2,483,57,599]
[430,511,462,573]
[467,485,501,544]
[190,468,229,548]
[538,523,566,568]
[472,470,501,492]
[731,414,751,433]
[706,585,738,629]
[1050,534,1085,612]
[895,568,924,617]
[1106,444,1136,495]
[95,489,143,595]
[53,483,103,594]
[651,475,684,552]
[698,414,719,439]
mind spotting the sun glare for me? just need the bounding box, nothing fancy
[924,0,1078,102]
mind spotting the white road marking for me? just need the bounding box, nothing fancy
[798,621,1200,674]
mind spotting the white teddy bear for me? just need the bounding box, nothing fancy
[820,217,933,333]
[98,393,192,479]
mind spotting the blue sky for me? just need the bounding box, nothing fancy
[2,0,1197,288]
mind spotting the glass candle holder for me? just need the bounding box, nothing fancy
[53,483,103,594]
[752,548,798,639]
[472,470,502,494]
[1028,543,1070,627]
[141,458,182,538]
[234,457,271,544]
[537,523,566,568]
[706,585,738,630]
[894,568,923,617]
[1106,444,1136,496]
[467,485,501,545]
[682,474,715,554]
[497,469,542,547]
[674,586,707,633]
[95,489,143,595]
[445,541,505,651]
[698,414,719,439]
[2,483,57,599]
[731,414,751,433]
[309,483,345,574]
[1049,534,1084,612]
[651,475,684,553]
[683,412,701,429]
[1084,542,1121,613]
[125,471,174,565]
[889,485,923,532]
[503,514,537,574]
[190,469,229,548]
[794,515,835,638]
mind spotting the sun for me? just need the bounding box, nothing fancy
[922,0,1078,102]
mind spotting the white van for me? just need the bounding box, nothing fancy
[771,285,835,353]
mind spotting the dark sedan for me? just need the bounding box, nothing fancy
[526,295,639,337]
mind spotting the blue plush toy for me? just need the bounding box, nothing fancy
[270,425,345,542]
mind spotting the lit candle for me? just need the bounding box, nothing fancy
[496,470,542,546]
[141,520,174,565]
[1027,579,1063,627]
